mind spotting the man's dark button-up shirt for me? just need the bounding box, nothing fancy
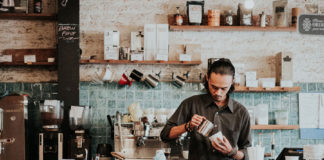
[160,94,251,160]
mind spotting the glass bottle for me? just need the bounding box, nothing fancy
[175,7,184,26]
[225,10,234,26]
[34,0,42,13]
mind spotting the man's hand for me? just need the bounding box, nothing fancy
[211,136,233,155]
[189,114,206,129]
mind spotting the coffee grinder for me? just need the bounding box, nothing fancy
[68,106,92,160]
[39,100,64,160]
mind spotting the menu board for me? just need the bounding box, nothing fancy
[58,24,79,43]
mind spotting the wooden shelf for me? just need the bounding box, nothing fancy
[0,62,56,66]
[169,25,296,32]
[0,13,57,20]
[251,125,299,130]
[80,59,202,65]
[234,85,300,92]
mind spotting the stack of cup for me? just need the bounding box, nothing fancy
[208,9,221,26]
[247,145,265,160]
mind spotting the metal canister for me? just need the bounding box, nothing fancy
[197,119,214,136]
[208,9,221,26]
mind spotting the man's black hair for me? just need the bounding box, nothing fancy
[204,58,235,94]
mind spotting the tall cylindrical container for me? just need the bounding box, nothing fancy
[208,9,221,26]
[292,8,302,27]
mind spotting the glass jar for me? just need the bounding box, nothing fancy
[225,10,234,26]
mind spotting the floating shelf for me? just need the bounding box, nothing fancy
[169,25,296,32]
[234,85,300,92]
[0,62,56,66]
[0,13,57,20]
[251,125,299,130]
[80,59,202,65]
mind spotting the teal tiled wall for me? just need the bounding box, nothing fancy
[1,82,324,157]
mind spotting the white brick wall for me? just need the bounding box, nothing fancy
[1,0,324,82]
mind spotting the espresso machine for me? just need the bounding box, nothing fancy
[39,100,64,160]
[0,95,27,160]
[68,106,92,160]
[113,111,169,159]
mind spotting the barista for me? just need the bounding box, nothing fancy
[160,58,251,160]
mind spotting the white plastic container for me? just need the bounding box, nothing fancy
[275,110,289,125]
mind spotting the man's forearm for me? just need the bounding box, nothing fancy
[168,123,186,139]
[233,150,244,160]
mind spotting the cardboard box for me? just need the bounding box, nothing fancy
[246,80,258,88]
[245,71,257,81]
[259,78,276,88]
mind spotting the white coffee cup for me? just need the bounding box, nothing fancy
[209,131,223,145]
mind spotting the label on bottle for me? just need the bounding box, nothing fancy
[34,2,42,13]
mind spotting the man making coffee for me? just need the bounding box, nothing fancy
[160,58,251,160]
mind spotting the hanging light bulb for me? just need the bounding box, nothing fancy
[244,0,255,9]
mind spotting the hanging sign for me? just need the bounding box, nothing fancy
[299,14,324,35]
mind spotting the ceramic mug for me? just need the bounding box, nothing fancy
[144,74,159,88]
[129,69,143,82]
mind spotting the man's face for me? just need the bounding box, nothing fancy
[207,72,234,102]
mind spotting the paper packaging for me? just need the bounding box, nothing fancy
[144,24,157,60]
[104,46,119,60]
[131,31,144,51]
[259,78,276,88]
[179,54,192,61]
[104,30,119,47]
[255,104,268,125]
[0,54,12,62]
[280,80,293,87]
[245,71,257,81]
[276,52,293,84]
[156,54,168,61]
[24,55,36,63]
[246,80,258,88]
[131,54,144,61]
[156,24,168,50]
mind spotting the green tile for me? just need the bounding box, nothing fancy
[163,91,172,100]
[153,91,162,100]
[117,89,126,100]
[171,91,181,100]
[5,83,22,93]
[307,83,317,92]
[126,91,134,99]
[107,100,116,108]
[317,83,324,92]
[32,83,42,100]
[107,82,117,90]
[80,90,89,102]
[153,101,163,109]
[80,82,89,90]
[135,91,144,100]
[107,90,116,99]
[0,83,5,92]
[143,91,153,100]
[42,83,53,92]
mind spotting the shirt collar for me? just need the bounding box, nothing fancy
[203,93,234,113]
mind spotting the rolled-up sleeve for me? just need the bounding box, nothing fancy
[160,101,191,142]
[238,110,252,160]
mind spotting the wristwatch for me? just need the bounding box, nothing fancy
[227,146,238,158]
